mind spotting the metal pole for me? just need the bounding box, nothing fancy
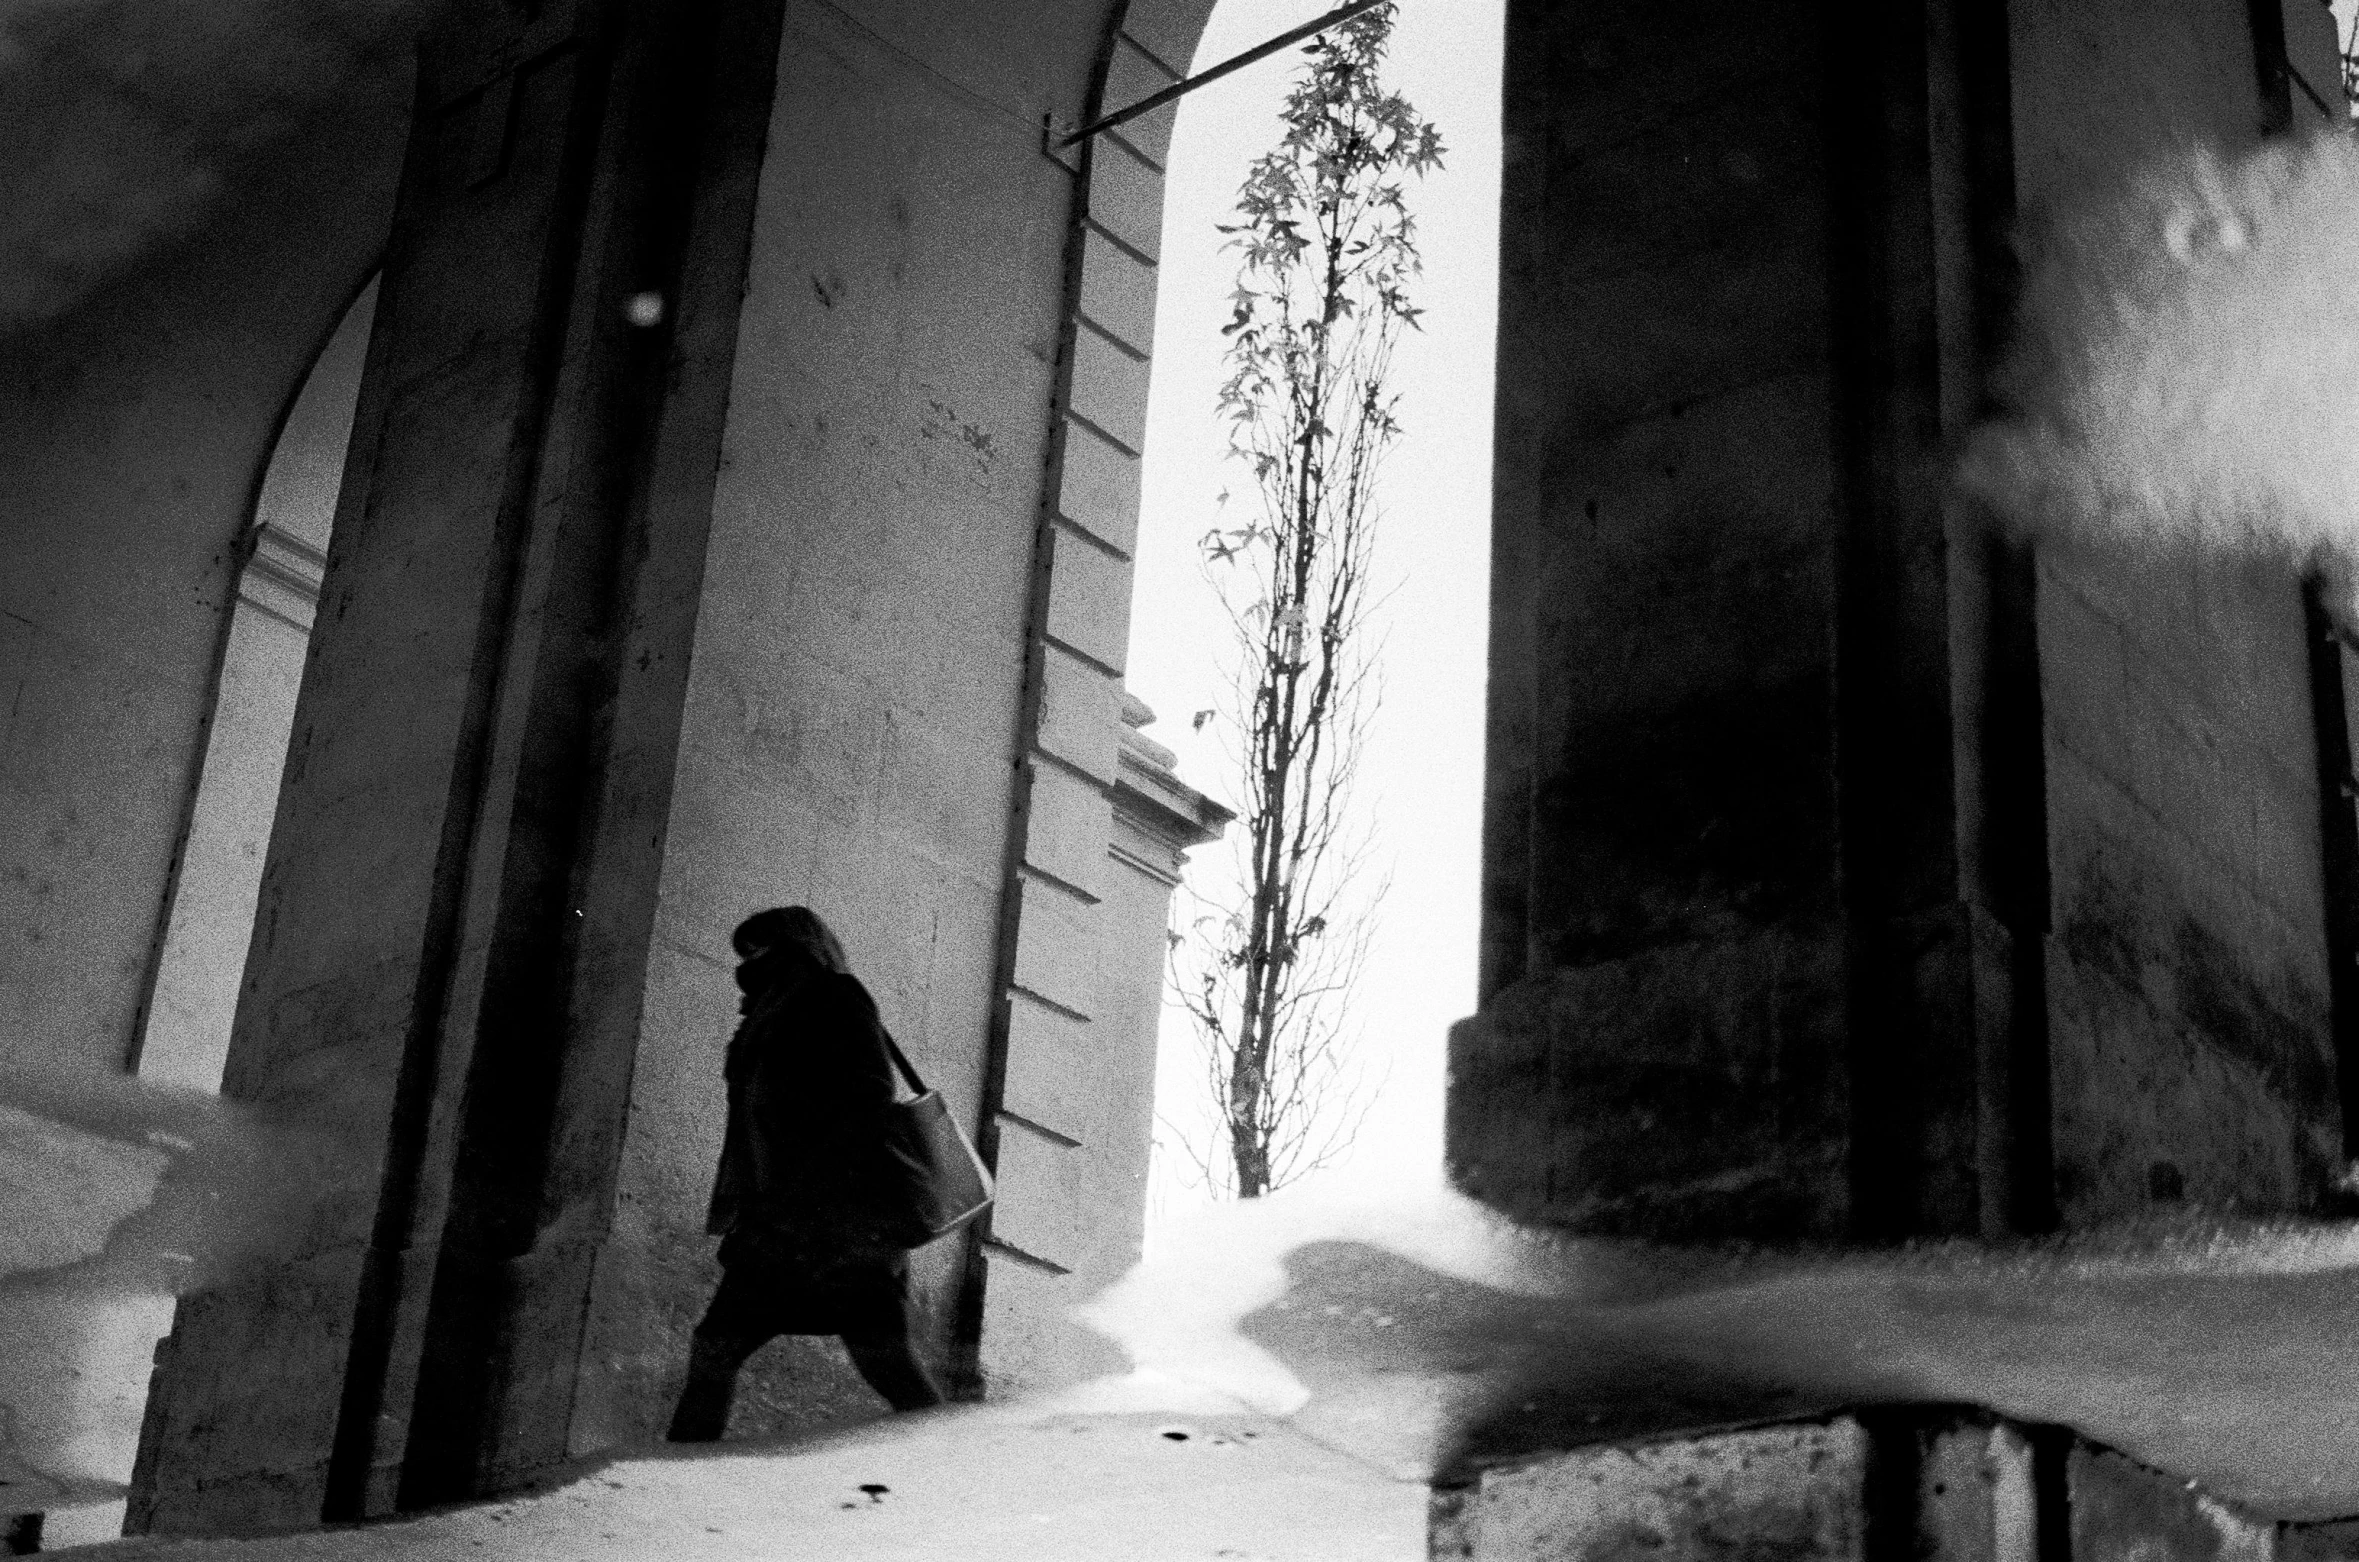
[1057,0,1387,150]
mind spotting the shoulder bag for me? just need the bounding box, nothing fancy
[867,1031,995,1249]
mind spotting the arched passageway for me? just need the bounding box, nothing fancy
[135,278,376,1096]
[103,0,1404,1532]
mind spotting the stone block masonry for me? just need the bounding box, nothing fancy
[1454,0,2358,1255]
[1462,0,1990,1241]
[1435,1418,1874,1562]
[962,0,1228,1400]
[1433,1409,2348,1562]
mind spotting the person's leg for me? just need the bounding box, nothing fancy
[842,1329,945,1411]
[670,1262,779,1443]
[668,1328,764,1441]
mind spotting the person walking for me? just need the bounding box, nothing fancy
[667,905,946,1441]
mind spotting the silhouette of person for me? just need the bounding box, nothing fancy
[667,905,944,1440]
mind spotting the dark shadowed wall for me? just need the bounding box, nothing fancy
[2012,0,2350,1221]
[1453,0,2356,1243]
[0,86,407,1081]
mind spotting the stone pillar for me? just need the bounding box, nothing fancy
[1452,0,2032,1242]
[983,696,1229,1389]
[129,0,789,1530]
[959,0,1220,1394]
[133,521,326,1095]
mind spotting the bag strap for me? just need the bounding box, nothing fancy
[881,1027,927,1096]
[842,973,926,1095]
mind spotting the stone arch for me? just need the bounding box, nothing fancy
[968,0,1226,1375]
[133,276,377,1094]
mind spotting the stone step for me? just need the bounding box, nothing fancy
[1431,1407,2356,1562]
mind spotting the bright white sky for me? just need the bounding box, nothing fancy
[1128,0,1505,1218]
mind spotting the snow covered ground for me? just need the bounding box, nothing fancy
[78,1393,1429,1561]
[13,1073,2359,1554]
[1097,1179,2359,1519]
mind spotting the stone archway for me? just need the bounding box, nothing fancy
[121,0,1239,1533]
[135,277,376,1098]
[964,0,1222,1383]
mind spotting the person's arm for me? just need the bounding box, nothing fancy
[738,1021,798,1212]
[824,975,899,1117]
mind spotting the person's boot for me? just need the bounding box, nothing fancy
[844,1334,945,1412]
[667,1334,748,1442]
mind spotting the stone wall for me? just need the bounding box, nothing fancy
[1453,0,2359,1242]
[110,0,1240,1530]
[984,698,1229,1388]
[581,0,1108,1442]
[2011,0,2351,1221]
[1434,1410,2352,1562]
[579,0,1231,1440]
[953,0,1221,1399]
[1457,0,1990,1241]
[0,92,403,1082]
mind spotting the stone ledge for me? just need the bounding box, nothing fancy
[238,521,329,633]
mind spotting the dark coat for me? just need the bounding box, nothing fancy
[705,969,901,1261]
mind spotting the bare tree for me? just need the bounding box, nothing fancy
[1168,3,1441,1199]
[2344,3,2359,109]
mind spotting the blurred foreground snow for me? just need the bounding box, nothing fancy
[13,1092,2359,1553]
[0,1063,338,1538]
[1091,1175,2359,1517]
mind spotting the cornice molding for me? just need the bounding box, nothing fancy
[238,520,328,633]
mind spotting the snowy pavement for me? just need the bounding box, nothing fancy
[1087,1186,2359,1520]
[44,1179,2359,1557]
[17,1074,2359,1552]
[76,1390,1427,1561]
